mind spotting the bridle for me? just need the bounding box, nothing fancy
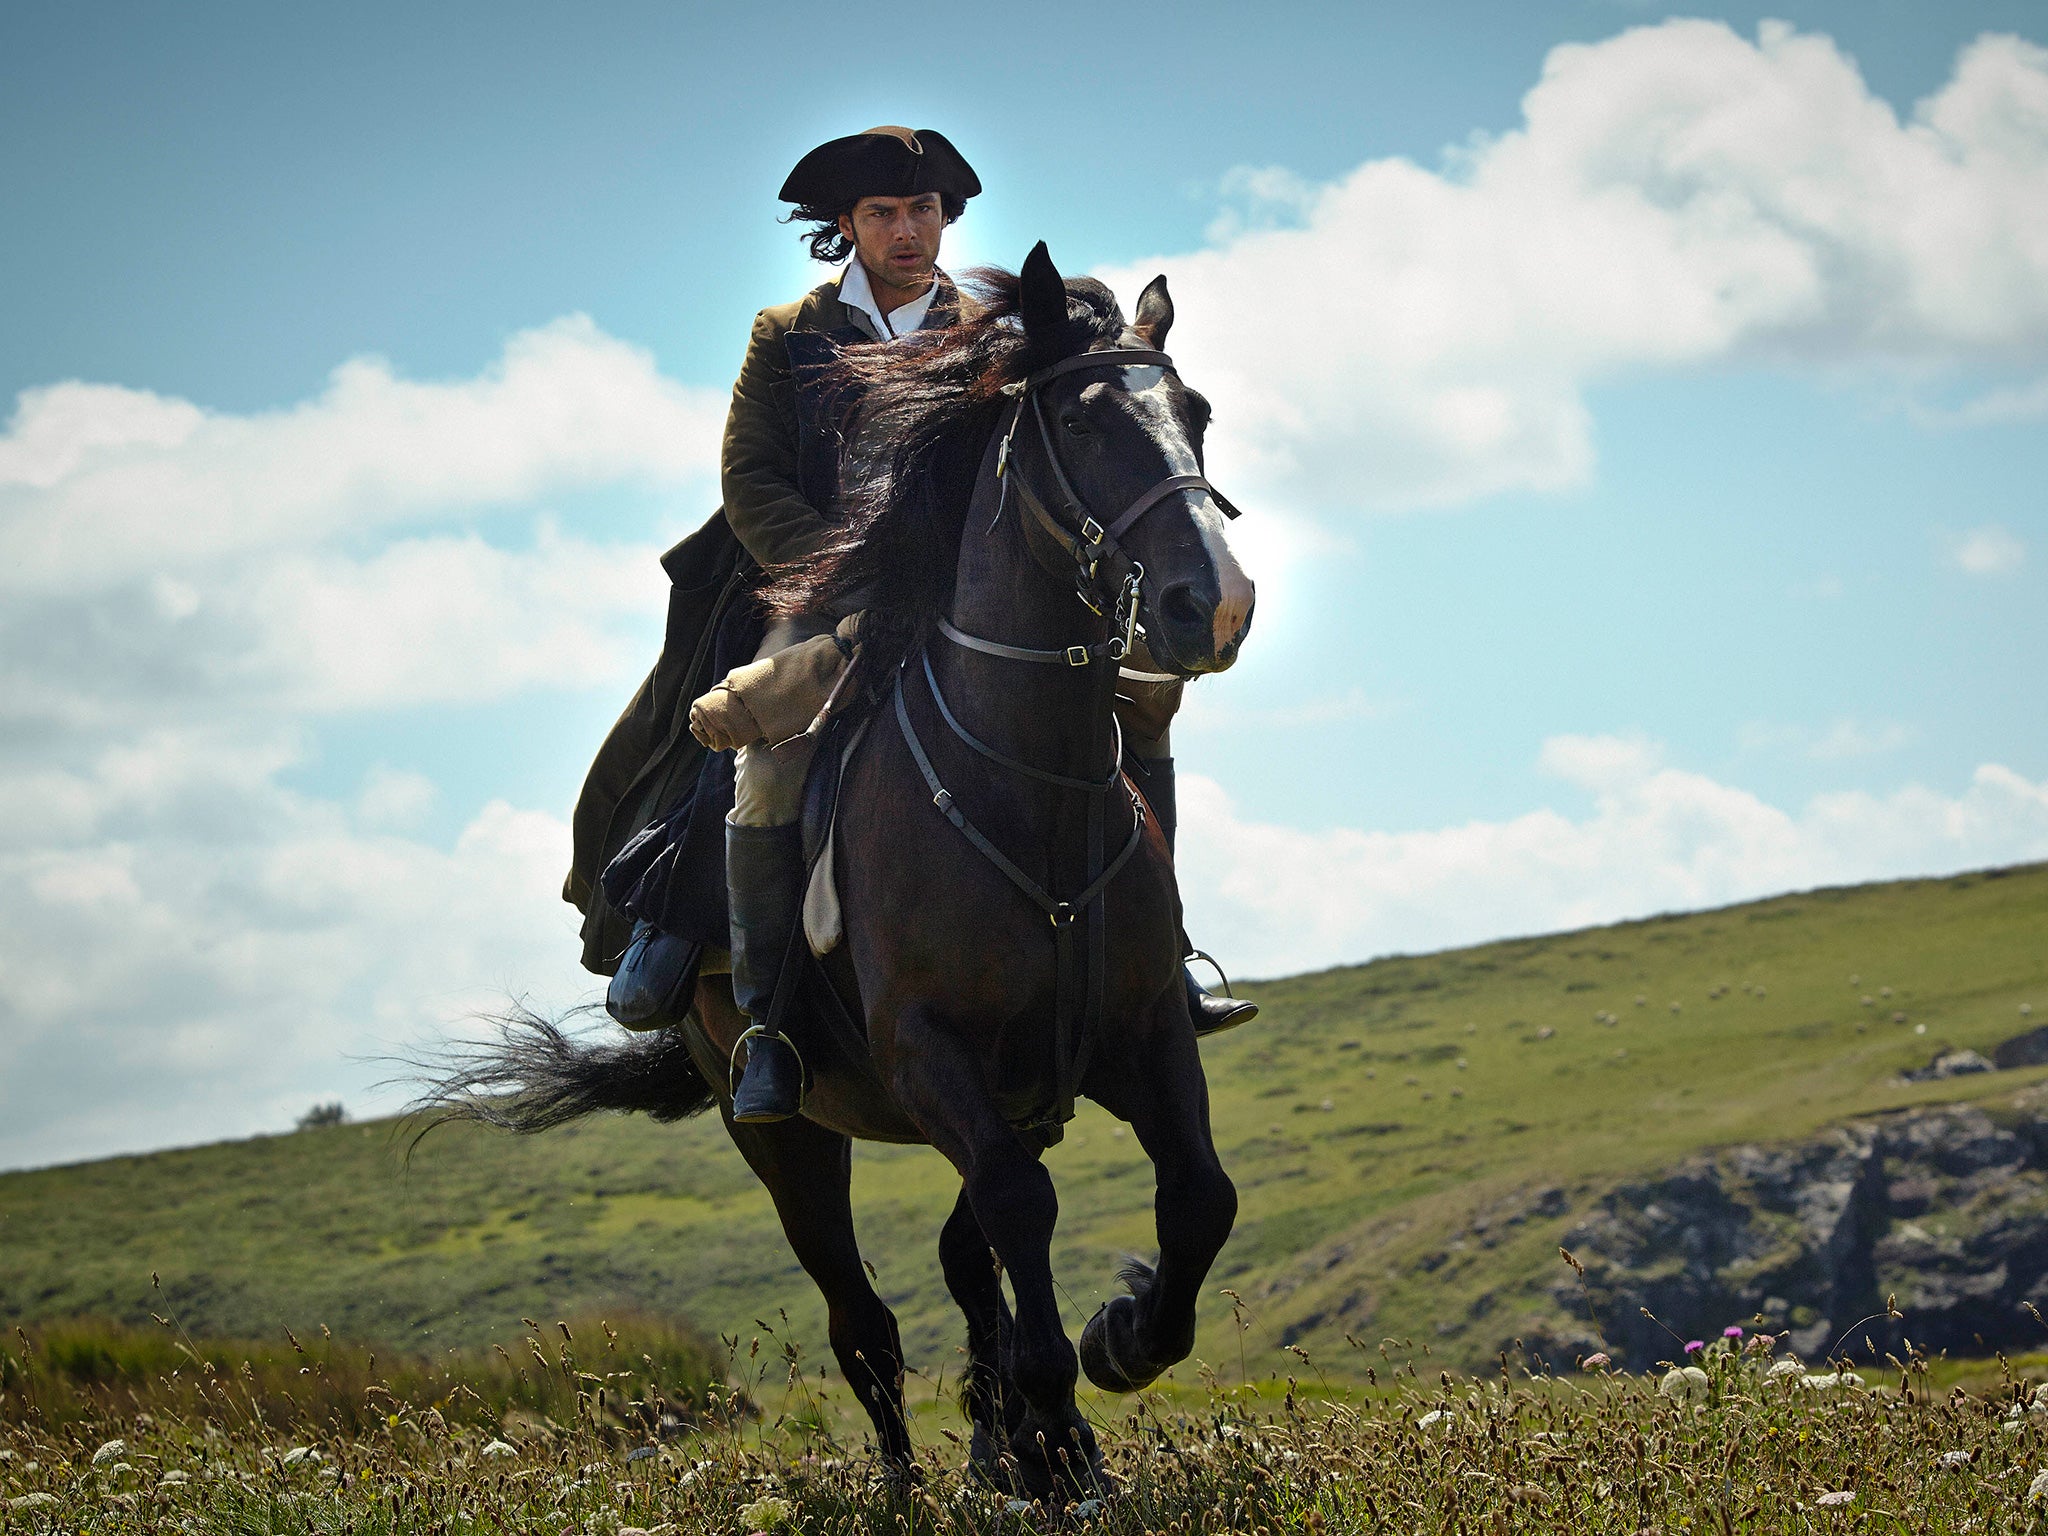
[938,345,1242,670]
[891,342,1241,1135]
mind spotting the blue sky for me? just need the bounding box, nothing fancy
[2,1,2044,1168]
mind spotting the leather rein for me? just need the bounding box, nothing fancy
[891,345,1237,1134]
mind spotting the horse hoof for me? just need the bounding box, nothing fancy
[1080,1295,1161,1393]
[1010,1417,1106,1506]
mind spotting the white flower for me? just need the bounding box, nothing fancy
[1766,1356,1805,1380]
[1581,1352,1611,1370]
[157,1471,190,1487]
[2030,1469,2048,1503]
[91,1439,127,1467]
[739,1494,794,1529]
[1815,1489,1855,1508]
[1658,1366,1709,1400]
[9,1492,59,1511]
[1417,1409,1452,1429]
[1937,1451,1972,1469]
[1801,1371,1863,1390]
[280,1446,319,1466]
[480,1440,518,1458]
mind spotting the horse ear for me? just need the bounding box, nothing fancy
[1019,241,1069,340]
[1134,274,1173,349]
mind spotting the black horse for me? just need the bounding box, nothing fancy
[424,245,1254,1501]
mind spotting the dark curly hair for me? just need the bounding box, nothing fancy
[783,192,969,263]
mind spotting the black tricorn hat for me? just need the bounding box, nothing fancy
[778,126,981,208]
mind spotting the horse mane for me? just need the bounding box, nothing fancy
[756,267,1129,663]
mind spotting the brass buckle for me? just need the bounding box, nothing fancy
[1064,645,1091,667]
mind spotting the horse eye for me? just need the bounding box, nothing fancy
[1061,414,1090,436]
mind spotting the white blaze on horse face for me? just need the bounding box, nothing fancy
[1195,500,1254,656]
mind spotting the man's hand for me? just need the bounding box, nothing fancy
[689,682,765,753]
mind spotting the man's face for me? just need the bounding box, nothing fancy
[838,194,945,294]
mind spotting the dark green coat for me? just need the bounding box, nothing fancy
[563,270,967,973]
[721,270,967,568]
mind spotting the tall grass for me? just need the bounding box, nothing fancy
[0,1311,727,1437]
[2,1322,2041,1533]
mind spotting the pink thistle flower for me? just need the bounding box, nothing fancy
[1684,1340,1705,1354]
[1723,1326,1744,1338]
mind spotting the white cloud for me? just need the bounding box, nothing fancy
[0,320,719,1169]
[0,315,724,594]
[1952,523,2027,575]
[1100,22,2048,511]
[1179,737,2048,978]
[0,726,593,1170]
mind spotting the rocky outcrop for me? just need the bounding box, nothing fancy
[1541,1093,2048,1369]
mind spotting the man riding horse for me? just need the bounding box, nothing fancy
[575,126,1254,1125]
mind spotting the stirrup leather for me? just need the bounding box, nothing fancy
[728,1023,806,1101]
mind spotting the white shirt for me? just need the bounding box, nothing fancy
[838,258,938,341]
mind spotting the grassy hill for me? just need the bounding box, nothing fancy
[3,863,2044,1386]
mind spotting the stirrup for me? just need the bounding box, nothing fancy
[728,1022,806,1100]
[1185,949,1235,998]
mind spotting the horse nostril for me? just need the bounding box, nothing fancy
[1159,584,1210,638]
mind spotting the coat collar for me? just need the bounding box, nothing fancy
[809,270,964,341]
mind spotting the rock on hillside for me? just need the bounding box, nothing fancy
[1536,1089,2048,1370]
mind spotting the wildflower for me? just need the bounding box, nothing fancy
[480,1440,518,1458]
[1722,1326,1743,1339]
[157,1471,190,1487]
[280,1447,319,1466]
[1766,1357,1805,1379]
[2031,1469,2048,1502]
[1684,1340,1705,1354]
[1581,1352,1611,1370]
[1657,1366,1709,1400]
[1815,1490,1855,1508]
[91,1439,127,1467]
[1936,1451,1971,1469]
[739,1495,794,1529]
[1417,1409,1452,1429]
[9,1493,58,1511]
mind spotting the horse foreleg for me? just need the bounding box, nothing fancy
[721,1107,912,1466]
[938,1187,1024,1478]
[1080,1001,1238,1393]
[891,1008,1101,1500]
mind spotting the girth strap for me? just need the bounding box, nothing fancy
[893,667,1145,1128]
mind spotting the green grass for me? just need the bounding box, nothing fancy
[3,1340,2042,1533]
[3,863,2045,1388]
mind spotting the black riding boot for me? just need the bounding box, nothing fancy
[1133,755,1259,1037]
[726,820,809,1123]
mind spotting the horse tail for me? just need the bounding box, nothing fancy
[407,1006,717,1138]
